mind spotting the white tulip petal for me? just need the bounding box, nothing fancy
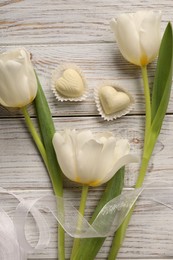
[0,63,11,106]
[6,60,21,70]
[53,129,138,186]
[133,11,150,29]
[110,11,162,66]
[77,139,103,184]
[140,11,161,63]
[113,139,130,159]
[4,75,29,108]
[53,133,77,181]
[99,154,138,185]
[95,132,113,141]
[77,130,94,149]
[9,76,30,107]
[53,132,65,146]
[0,48,37,108]
[10,56,36,106]
[20,48,30,61]
[110,16,141,65]
[96,139,130,183]
[95,138,119,180]
[0,71,19,107]
[0,97,8,107]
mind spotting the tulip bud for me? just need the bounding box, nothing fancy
[110,11,162,66]
[0,48,37,108]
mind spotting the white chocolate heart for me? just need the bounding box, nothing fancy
[99,86,131,115]
[55,69,84,98]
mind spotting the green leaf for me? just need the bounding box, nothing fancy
[151,22,173,137]
[34,72,63,196]
[72,167,125,260]
[34,73,65,259]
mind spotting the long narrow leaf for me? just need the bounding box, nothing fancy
[72,167,125,260]
[151,22,173,136]
[34,73,63,196]
[34,73,65,259]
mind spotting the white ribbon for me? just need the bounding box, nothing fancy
[0,209,27,260]
[0,183,172,259]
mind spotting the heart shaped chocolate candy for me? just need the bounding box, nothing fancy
[99,86,130,115]
[55,69,84,98]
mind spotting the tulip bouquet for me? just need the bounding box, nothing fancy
[0,10,173,260]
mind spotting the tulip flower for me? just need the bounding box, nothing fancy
[0,48,37,108]
[110,11,161,66]
[108,18,173,260]
[53,129,138,187]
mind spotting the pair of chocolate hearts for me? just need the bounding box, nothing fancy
[54,67,133,117]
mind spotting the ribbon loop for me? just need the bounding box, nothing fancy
[0,183,172,259]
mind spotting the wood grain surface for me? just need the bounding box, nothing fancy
[0,0,173,259]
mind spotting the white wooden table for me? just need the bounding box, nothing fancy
[1,1,173,259]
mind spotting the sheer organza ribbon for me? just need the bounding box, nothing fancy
[0,183,172,259]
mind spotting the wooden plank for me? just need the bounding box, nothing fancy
[0,115,173,189]
[117,187,173,258]
[0,44,173,117]
[0,0,173,258]
[0,0,172,45]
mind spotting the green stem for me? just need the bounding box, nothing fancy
[21,106,49,170]
[135,157,149,188]
[71,185,89,259]
[141,65,151,145]
[108,205,134,260]
[58,217,65,260]
[108,66,152,260]
[135,65,151,187]
[107,157,149,260]
[71,168,125,260]
[22,105,65,260]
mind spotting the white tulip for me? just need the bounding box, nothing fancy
[110,11,162,66]
[0,48,37,108]
[53,129,138,186]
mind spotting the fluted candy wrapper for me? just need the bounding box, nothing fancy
[95,81,134,121]
[51,63,88,102]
